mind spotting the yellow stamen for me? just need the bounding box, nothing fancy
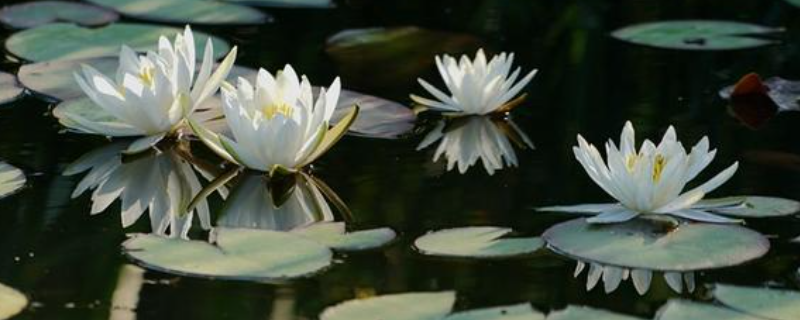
[140,66,155,87]
[263,103,294,119]
[626,154,638,171]
[652,154,666,182]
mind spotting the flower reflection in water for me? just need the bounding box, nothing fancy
[417,115,534,175]
[216,171,340,231]
[574,260,696,295]
[64,140,215,238]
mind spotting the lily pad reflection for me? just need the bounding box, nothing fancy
[417,115,534,175]
[543,218,769,272]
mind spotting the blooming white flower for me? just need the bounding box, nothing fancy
[574,260,695,295]
[64,26,237,154]
[411,49,537,115]
[540,122,740,224]
[417,116,534,175]
[190,65,358,174]
[64,141,215,238]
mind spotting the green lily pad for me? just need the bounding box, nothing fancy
[414,227,544,259]
[325,27,481,90]
[0,1,119,29]
[0,162,25,199]
[655,300,762,320]
[714,284,800,320]
[543,218,769,271]
[86,0,268,25]
[223,0,333,8]
[547,306,645,320]
[320,292,456,320]
[611,20,781,51]
[0,282,27,319]
[122,228,333,281]
[445,304,544,320]
[292,222,396,251]
[6,23,230,62]
[20,57,254,102]
[694,196,800,218]
[0,72,24,105]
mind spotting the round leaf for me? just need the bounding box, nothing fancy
[445,303,544,320]
[122,228,333,281]
[86,0,268,25]
[543,218,769,271]
[320,292,456,320]
[0,72,24,105]
[0,282,27,319]
[6,23,230,62]
[223,0,333,8]
[548,306,645,320]
[611,20,781,50]
[333,89,416,139]
[292,222,396,251]
[655,300,761,320]
[695,196,800,218]
[0,1,118,29]
[0,162,25,199]
[714,284,800,320]
[414,227,544,259]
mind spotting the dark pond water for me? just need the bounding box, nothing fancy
[3,0,800,319]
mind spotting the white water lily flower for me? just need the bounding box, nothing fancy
[64,142,215,238]
[190,65,359,174]
[540,122,740,224]
[417,116,534,175]
[411,49,537,115]
[574,260,695,295]
[67,26,237,154]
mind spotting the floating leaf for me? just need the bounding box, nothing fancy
[6,23,230,62]
[655,300,762,320]
[714,284,800,320]
[611,20,781,50]
[414,227,544,259]
[693,196,800,218]
[0,162,25,199]
[445,303,544,320]
[719,73,800,129]
[326,27,481,89]
[0,1,118,29]
[122,228,332,281]
[86,0,268,25]
[0,72,23,105]
[293,222,396,251]
[543,218,769,271]
[320,292,456,320]
[547,306,645,320]
[0,283,26,319]
[332,89,415,139]
[222,0,333,8]
[20,57,254,101]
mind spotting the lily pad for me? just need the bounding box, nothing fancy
[6,23,230,62]
[611,20,781,50]
[325,27,481,89]
[0,282,27,319]
[414,227,544,259]
[0,72,24,105]
[547,306,645,320]
[693,196,800,218]
[320,291,456,320]
[332,89,416,139]
[543,218,769,271]
[655,300,762,320]
[86,0,268,25]
[0,1,119,29]
[0,162,25,199]
[714,284,800,320]
[223,0,333,8]
[20,57,255,102]
[445,303,544,320]
[122,228,333,281]
[719,73,800,129]
[292,222,396,251]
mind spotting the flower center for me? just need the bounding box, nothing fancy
[626,153,667,182]
[139,66,155,87]
[262,103,294,119]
